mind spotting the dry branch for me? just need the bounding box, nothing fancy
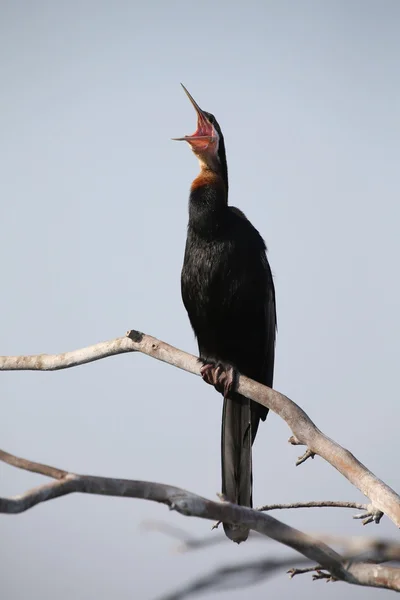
[1,329,399,528]
[256,500,382,525]
[1,449,400,592]
[157,556,313,600]
[159,550,400,600]
[144,519,400,564]
[257,500,368,512]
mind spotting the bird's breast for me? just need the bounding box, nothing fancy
[181,231,261,354]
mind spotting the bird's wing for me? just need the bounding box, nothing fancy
[261,252,277,390]
[230,206,277,388]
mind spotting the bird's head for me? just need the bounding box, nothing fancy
[173,84,227,178]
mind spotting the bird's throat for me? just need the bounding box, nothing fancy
[191,168,227,195]
[188,169,228,238]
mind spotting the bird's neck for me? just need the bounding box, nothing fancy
[188,168,228,238]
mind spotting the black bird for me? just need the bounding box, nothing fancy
[174,85,276,543]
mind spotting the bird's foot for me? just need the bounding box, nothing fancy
[199,361,237,399]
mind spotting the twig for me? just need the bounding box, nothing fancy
[257,500,382,524]
[288,565,320,578]
[0,329,399,528]
[257,500,367,512]
[141,520,226,551]
[295,449,315,466]
[258,500,382,525]
[312,569,337,582]
[0,449,67,479]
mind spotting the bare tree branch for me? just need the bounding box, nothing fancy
[1,448,400,592]
[142,519,400,564]
[159,545,400,600]
[156,556,313,600]
[1,329,399,528]
[0,449,67,479]
[0,336,133,371]
[289,565,400,588]
[257,500,368,512]
[256,500,383,526]
[256,500,381,526]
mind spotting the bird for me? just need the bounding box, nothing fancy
[173,85,276,543]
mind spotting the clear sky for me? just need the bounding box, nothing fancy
[1,1,400,598]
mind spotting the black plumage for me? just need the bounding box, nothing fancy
[176,86,276,543]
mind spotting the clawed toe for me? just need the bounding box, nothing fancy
[200,361,237,399]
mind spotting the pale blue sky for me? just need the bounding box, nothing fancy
[1,1,400,598]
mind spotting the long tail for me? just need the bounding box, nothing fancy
[221,392,255,543]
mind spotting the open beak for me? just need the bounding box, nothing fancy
[172,84,216,150]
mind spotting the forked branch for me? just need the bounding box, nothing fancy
[1,449,400,592]
[0,328,398,527]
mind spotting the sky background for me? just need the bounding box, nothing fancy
[1,1,400,598]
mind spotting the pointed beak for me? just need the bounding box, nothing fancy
[172,84,216,148]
